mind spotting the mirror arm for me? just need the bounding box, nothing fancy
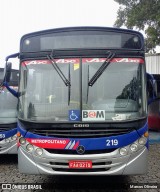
[3,82,19,98]
[5,53,19,62]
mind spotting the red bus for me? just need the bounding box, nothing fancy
[148,74,160,130]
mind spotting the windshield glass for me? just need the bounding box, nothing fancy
[19,57,147,123]
[19,59,80,122]
[82,58,147,121]
[0,87,18,124]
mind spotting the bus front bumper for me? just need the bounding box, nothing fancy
[18,146,148,175]
[0,139,17,154]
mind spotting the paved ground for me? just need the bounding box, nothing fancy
[0,142,160,192]
[149,130,160,144]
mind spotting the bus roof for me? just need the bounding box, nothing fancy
[21,26,143,39]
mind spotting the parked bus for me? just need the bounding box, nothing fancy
[0,68,18,154]
[148,74,160,130]
[4,27,155,174]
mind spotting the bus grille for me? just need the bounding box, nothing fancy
[44,148,116,155]
[30,127,133,138]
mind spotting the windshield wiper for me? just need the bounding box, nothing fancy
[47,54,71,105]
[88,51,115,87]
[86,51,115,103]
[86,65,90,103]
[47,54,70,86]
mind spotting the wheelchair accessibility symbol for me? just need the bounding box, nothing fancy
[69,110,80,121]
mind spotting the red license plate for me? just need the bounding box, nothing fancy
[69,160,92,169]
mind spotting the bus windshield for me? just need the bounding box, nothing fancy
[19,57,147,122]
[0,69,18,124]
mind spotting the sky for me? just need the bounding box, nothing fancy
[0,0,119,68]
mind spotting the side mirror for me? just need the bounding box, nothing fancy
[147,73,157,104]
[4,62,12,83]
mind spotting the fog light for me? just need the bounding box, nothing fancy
[119,148,127,155]
[26,144,34,152]
[138,137,147,145]
[35,148,43,156]
[19,137,26,145]
[130,143,138,152]
[11,135,17,140]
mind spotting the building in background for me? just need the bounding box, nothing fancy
[146,53,160,74]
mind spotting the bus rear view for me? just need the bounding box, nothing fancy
[0,68,18,154]
[7,27,149,175]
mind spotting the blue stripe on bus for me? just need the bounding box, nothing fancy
[17,123,27,136]
[137,122,148,135]
[18,123,148,150]
[0,128,17,140]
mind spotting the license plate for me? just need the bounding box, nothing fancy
[69,160,92,169]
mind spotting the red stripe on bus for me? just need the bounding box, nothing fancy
[21,58,144,66]
[26,138,70,149]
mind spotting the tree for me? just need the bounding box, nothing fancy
[114,0,160,52]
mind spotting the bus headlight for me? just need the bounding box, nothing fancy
[26,144,34,152]
[119,147,127,155]
[130,143,138,152]
[11,135,17,141]
[19,137,26,145]
[35,148,43,156]
[138,137,147,145]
